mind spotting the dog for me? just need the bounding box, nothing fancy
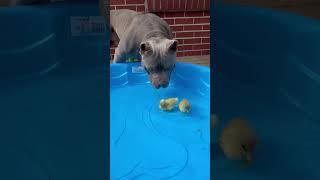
[101,7,178,89]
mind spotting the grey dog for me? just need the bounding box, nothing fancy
[101,7,178,89]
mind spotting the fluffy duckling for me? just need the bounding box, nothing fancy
[159,98,178,111]
[219,117,258,163]
[178,98,191,113]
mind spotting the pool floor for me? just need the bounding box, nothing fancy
[0,68,107,180]
[111,82,210,180]
[213,79,320,180]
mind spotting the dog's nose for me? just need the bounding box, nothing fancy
[152,82,160,89]
[161,83,169,88]
[160,79,169,88]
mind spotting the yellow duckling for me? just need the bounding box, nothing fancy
[219,117,258,164]
[159,97,178,111]
[178,98,191,113]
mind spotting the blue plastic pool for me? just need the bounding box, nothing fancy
[214,4,320,180]
[0,2,108,180]
[110,62,210,179]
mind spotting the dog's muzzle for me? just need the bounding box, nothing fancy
[144,65,175,89]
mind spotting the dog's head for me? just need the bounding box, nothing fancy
[140,38,178,89]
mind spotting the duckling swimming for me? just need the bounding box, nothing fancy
[159,98,178,111]
[219,117,258,164]
[178,98,191,113]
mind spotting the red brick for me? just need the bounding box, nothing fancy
[199,0,205,9]
[173,32,176,38]
[147,0,154,11]
[110,6,116,10]
[161,0,168,10]
[178,45,192,51]
[203,25,210,30]
[202,50,210,55]
[170,26,183,31]
[184,25,202,31]
[180,0,186,10]
[110,44,116,48]
[116,5,137,11]
[177,39,184,44]
[137,5,145,12]
[204,0,210,10]
[186,0,192,9]
[185,11,204,17]
[194,17,210,24]
[125,0,144,4]
[173,0,179,9]
[194,31,210,37]
[192,0,199,9]
[204,11,210,16]
[176,32,194,38]
[183,38,201,44]
[110,40,117,47]
[202,38,210,43]
[177,52,184,57]
[164,18,175,25]
[110,0,125,5]
[155,12,165,18]
[184,51,202,56]
[178,45,193,51]
[155,0,161,11]
[168,0,174,10]
[164,12,185,18]
[175,18,193,24]
[193,44,210,50]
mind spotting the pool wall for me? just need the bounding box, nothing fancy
[0,1,108,80]
[0,2,109,180]
[214,4,320,119]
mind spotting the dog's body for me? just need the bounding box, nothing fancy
[107,9,178,89]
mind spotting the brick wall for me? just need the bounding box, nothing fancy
[110,0,210,59]
[110,0,146,12]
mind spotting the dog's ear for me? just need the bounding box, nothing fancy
[140,42,152,55]
[168,39,178,52]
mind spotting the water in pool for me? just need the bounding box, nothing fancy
[0,67,107,179]
[110,63,210,180]
[213,78,320,180]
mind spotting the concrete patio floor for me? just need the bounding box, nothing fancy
[109,55,211,67]
[177,55,210,67]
